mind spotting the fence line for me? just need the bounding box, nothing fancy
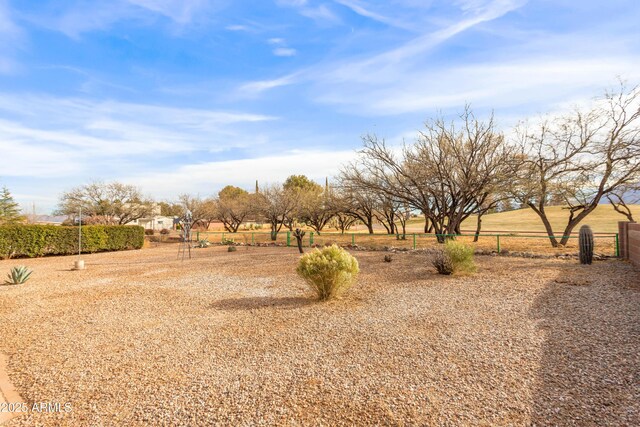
[193,230,620,257]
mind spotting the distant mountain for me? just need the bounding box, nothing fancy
[33,215,67,224]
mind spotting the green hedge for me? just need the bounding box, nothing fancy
[0,225,144,259]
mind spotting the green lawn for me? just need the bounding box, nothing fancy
[406,204,639,234]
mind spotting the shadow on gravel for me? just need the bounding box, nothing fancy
[528,261,640,426]
[210,296,313,311]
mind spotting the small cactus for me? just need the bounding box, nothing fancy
[5,266,33,285]
[196,238,210,248]
[294,228,306,254]
[579,225,594,265]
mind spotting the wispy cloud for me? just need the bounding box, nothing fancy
[239,73,301,94]
[319,57,640,115]
[273,47,297,57]
[126,0,210,24]
[225,24,249,31]
[0,93,276,179]
[325,0,527,80]
[27,0,219,37]
[0,0,23,73]
[125,149,356,199]
[267,37,297,57]
[241,0,526,95]
[0,0,20,37]
[333,0,418,31]
[277,0,340,24]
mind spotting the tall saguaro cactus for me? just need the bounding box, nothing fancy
[579,225,594,265]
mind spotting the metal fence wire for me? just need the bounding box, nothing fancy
[194,231,620,257]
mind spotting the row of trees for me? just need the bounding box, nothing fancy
[344,82,640,246]
[52,82,639,247]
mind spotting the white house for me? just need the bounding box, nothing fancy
[129,204,177,231]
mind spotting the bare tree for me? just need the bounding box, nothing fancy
[58,181,154,225]
[329,211,358,234]
[297,181,335,235]
[373,194,398,235]
[335,171,378,234]
[259,183,300,240]
[512,82,640,246]
[345,107,512,242]
[177,194,216,228]
[607,185,639,222]
[394,203,412,239]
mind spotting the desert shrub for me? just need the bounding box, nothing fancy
[145,229,155,236]
[383,254,393,262]
[227,246,237,252]
[296,244,359,301]
[160,228,171,235]
[221,236,235,245]
[445,240,476,274]
[432,249,453,275]
[0,225,144,259]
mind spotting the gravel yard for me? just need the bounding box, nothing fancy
[0,245,638,426]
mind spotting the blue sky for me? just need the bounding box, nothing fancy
[1,0,639,213]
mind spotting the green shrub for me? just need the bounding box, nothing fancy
[227,245,237,252]
[444,240,476,274]
[0,225,144,259]
[103,226,144,251]
[296,244,359,301]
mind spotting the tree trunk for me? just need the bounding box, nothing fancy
[558,205,598,246]
[473,214,482,242]
[528,203,558,247]
[434,224,446,243]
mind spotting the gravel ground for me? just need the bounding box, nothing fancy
[0,245,638,426]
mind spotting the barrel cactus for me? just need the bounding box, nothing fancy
[579,225,594,265]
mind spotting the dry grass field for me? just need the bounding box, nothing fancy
[1,245,638,426]
[433,204,639,234]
